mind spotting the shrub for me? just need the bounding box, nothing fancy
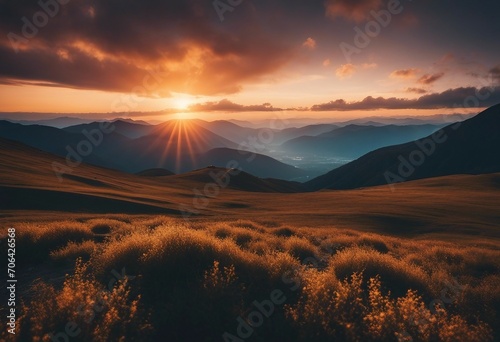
[272,227,296,237]
[330,246,430,298]
[15,221,94,265]
[286,273,493,341]
[12,259,151,342]
[285,236,319,262]
[50,240,98,263]
[358,235,390,253]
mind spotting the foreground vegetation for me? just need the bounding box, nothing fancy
[2,216,499,341]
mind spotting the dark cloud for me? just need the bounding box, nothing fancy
[417,73,445,85]
[311,86,500,111]
[0,0,299,96]
[491,65,500,83]
[188,99,299,112]
[406,87,428,94]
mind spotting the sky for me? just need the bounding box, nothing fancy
[0,0,499,122]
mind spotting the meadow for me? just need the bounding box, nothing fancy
[2,216,498,342]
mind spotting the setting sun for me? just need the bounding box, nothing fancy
[172,96,194,111]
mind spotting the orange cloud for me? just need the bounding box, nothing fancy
[390,68,420,79]
[418,73,445,85]
[0,0,297,97]
[325,0,383,22]
[336,64,357,79]
[302,37,317,49]
[335,63,376,79]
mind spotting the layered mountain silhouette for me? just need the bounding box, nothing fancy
[0,119,306,180]
[307,104,500,190]
[7,116,93,128]
[281,124,445,159]
[273,124,339,145]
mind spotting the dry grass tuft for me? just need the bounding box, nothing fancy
[330,246,431,297]
[14,221,94,264]
[284,236,319,261]
[272,227,297,237]
[50,240,98,262]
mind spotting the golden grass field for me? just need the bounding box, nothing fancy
[1,139,500,341]
[1,217,499,341]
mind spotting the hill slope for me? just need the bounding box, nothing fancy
[307,104,500,190]
[2,137,500,237]
[0,138,307,213]
[166,167,307,192]
[195,148,307,180]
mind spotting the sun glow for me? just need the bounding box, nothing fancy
[174,112,192,120]
[149,119,200,173]
[171,94,195,111]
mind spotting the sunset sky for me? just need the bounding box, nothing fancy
[1,0,499,121]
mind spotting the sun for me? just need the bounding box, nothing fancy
[169,93,198,119]
[172,96,193,111]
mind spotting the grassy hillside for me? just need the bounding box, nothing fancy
[1,217,497,341]
[2,137,500,238]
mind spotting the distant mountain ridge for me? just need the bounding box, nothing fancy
[0,119,308,180]
[281,124,445,159]
[307,104,500,190]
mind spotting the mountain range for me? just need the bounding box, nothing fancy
[307,104,500,190]
[0,119,306,180]
[281,124,445,159]
[1,105,497,187]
